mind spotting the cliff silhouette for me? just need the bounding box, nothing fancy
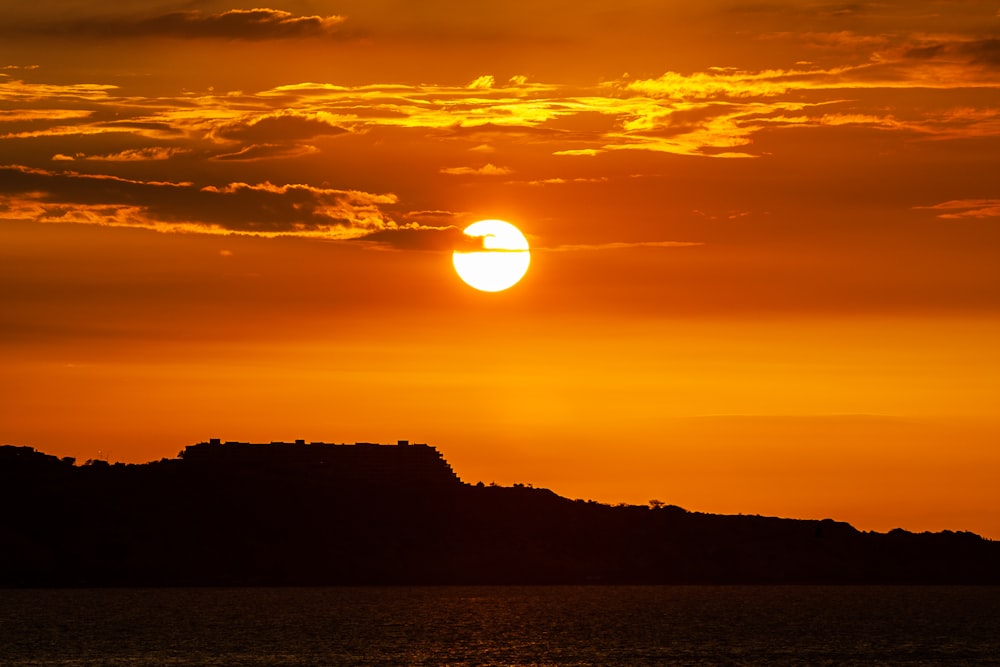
[1,440,997,587]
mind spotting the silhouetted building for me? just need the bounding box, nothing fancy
[179,439,460,486]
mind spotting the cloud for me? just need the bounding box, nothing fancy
[84,147,189,161]
[211,111,348,143]
[905,38,1000,68]
[544,241,702,252]
[679,414,908,425]
[620,69,807,100]
[514,176,609,186]
[403,210,463,224]
[553,148,600,156]
[692,209,753,221]
[0,109,91,123]
[0,78,117,102]
[51,147,191,162]
[468,75,495,90]
[4,27,1000,192]
[618,48,1000,104]
[357,225,466,251]
[959,39,1000,67]
[0,165,400,239]
[440,163,513,176]
[15,9,347,41]
[583,46,1000,156]
[259,82,572,132]
[359,221,543,253]
[211,144,320,162]
[257,75,936,160]
[13,61,993,169]
[595,101,780,158]
[915,199,1000,219]
[763,30,890,52]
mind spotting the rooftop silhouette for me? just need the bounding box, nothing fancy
[180,438,460,486]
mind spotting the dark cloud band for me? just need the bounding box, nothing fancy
[8,9,346,41]
[0,165,395,238]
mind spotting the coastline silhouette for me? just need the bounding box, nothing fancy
[2,440,997,587]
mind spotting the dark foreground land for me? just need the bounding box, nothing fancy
[2,441,997,586]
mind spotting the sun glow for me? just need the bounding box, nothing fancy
[452,219,531,292]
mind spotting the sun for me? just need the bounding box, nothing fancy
[452,219,531,292]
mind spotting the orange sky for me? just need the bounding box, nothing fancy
[2,1,1000,537]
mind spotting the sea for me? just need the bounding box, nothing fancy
[1,586,998,666]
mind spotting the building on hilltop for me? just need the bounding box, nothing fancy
[180,438,461,486]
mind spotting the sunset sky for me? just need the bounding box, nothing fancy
[3,1,1000,538]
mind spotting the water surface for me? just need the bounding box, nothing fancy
[2,586,998,665]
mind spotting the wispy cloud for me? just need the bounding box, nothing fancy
[916,199,1000,219]
[0,78,116,102]
[544,241,702,252]
[514,176,609,186]
[9,8,347,41]
[211,144,321,162]
[66,147,189,162]
[440,163,513,176]
[553,148,600,156]
[0,109,91,123]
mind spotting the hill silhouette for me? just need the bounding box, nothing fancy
[1,440,997,586]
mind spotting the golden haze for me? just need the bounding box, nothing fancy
[1,1,1000,537]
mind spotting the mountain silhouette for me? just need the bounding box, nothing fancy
[2,440,997,586]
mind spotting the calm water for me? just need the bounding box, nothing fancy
[1,586,998,666]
